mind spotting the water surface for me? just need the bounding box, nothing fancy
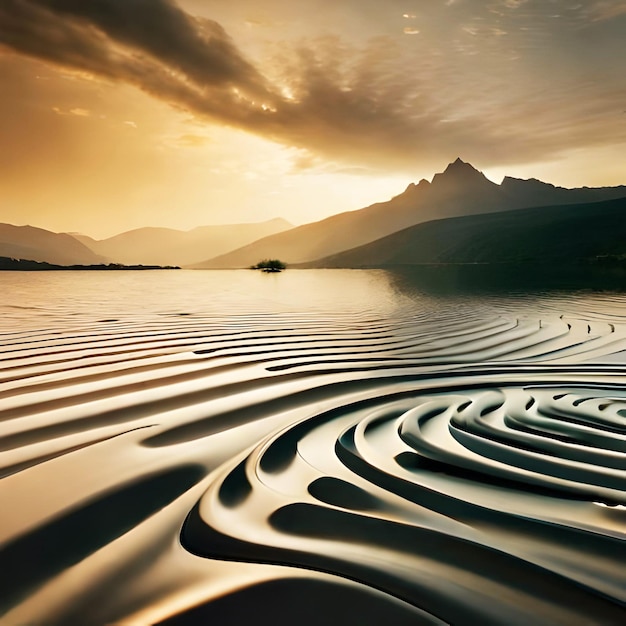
[0,270,624,625]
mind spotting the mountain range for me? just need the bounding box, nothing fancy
[72,218,292,266]
[2,159,625,271]
[0,223,106,265]
[304,196,626,268]
[197,159,626,268]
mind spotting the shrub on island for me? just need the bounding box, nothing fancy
[251,259,286,272]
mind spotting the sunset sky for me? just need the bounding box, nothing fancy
[1,0,625,238]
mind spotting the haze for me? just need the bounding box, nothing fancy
[1,0,625,238]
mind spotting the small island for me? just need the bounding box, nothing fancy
[250,259,286,272]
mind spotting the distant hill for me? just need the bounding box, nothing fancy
[197,159,626,268]
[0,223,106,266]
[303,196,626,268]
[74,218,293,267]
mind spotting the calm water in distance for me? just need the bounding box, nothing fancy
[3,268,626,328]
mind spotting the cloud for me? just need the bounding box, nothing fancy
[0,0,270,98]
[52,105,91,116]
[502,0,528,8]
[177,133,209,147]
[0,0,625,173]
[463,23,507,36]
[586,0,626,21]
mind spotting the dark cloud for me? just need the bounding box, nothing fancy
[0,0,123,78]
[1,0,625,173]
[37,0,268,92]
[0,0,269,99]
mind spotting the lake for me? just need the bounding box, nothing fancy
[1,269,625,625]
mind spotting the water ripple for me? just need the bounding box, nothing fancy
[184,369,625,625]
[1,272,625,625]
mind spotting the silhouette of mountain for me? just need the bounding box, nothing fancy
[0,223,106,265]
[499,176,626,207]
[303,196,626,268]
[75,218,292,266]
[431,157,500,197]
[199,159,626,268]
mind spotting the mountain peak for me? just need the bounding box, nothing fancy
[442,157,477,175]
[431,158,494,189]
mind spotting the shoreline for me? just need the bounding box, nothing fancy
[0,257,180,271]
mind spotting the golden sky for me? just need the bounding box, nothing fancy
[1,0,625,238]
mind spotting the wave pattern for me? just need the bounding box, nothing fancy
[0,272,625,625]
[185,374,626,625]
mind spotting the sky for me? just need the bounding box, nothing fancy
[1,0,625,238]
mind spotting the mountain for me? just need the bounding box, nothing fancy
[74,218,292,266]
[0,223,106,265]
[198,159,626,268]
[303,196,626,268]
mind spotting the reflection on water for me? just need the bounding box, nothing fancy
[0,270,624,625]
[0,269,409,324]
[388,263,626,298]
[4,267,626,330]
